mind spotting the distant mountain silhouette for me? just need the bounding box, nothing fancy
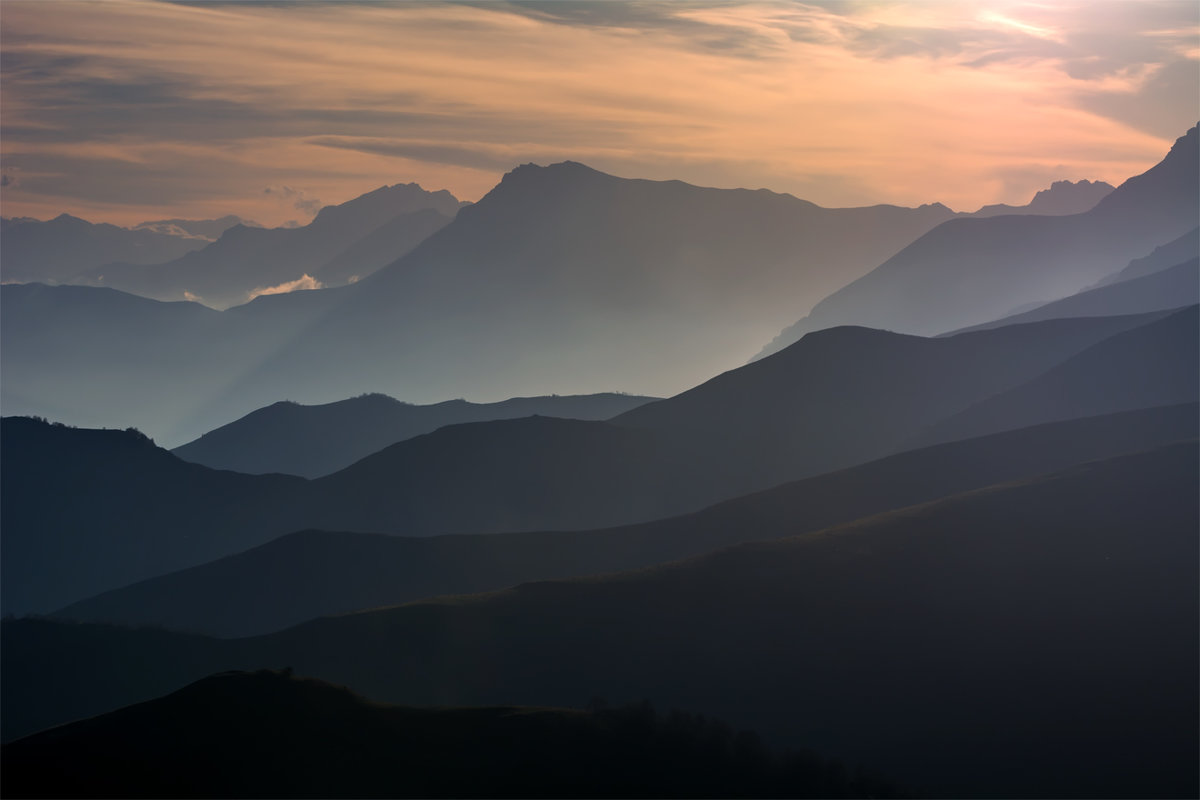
[73,183,466,307]
[56,404,1198,637]
[948,257,1197,333]
[173,392,657,478]
[2,164,962,441]
[0,214,210,284]
[915,305,1199,446]
[311,208,452,286]
[757,125,1199,356]
[613,310,1176,492]
[3,309,1182,615]
[1093,226,1199,286]
[1,670,901,799]
[7,443,1195,797]
[969,178,1114,217]
[130,215,258,241]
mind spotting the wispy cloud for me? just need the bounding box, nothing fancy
[246,274,323,302]
[1,0,1194,224]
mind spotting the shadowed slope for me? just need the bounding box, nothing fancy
[56,404,1199,637]
[6,444,1195,797]
[917,305,1199,446]
[614,310,1175,491]
[0,418,309,615]
[1,670,901,799]
[172,392,657,478]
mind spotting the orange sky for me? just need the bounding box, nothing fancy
[1,0,1196,226]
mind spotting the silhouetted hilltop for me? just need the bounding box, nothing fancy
[0,417,309,615]
[757,125,1199,354]
[1,670,902,799]
[970,178,1114,217]
[74,182,466,307]
[614,310,1175,491]
[7,443,1195,797]
[173,391,657,478]
[56,404,1198,637]
[0,214,210,284]
[916,305,1199,446]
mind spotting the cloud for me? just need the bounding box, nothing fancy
[246,273,323,301]
[264,185,322,215]
[182,290,203,303]
[0,0,1195,222]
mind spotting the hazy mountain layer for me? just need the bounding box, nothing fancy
[0,214,210,284]
[0,163,961,443]
[948,258,1197,333]
[917,305,1198,446]
[613,310,1176,492]
[74,183,466,308]
[7,443,1196,797]
[173,392,658,478]
[1,670,901,799]
[758,125,1199,355]
[1094,226,1199,286]
[56,404,1199,637]
[4,309,1182,614]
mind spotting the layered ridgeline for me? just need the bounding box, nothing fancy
[9,307,1192,615]
[72,183,467,308]
[54,404,1199,638]
[758,125,1199,355]
[1,670,902,799]
[173,392,657,478]
[1,163,962,445]
[0,214,248,285]
[7,443,1196,798]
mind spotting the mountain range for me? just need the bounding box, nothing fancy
[8,303,1190,615]
[74,183,467,308]
[8,442,1195,797]
[757,125,1198,356]
[54,403,1198,637]
[173,392,657,478]
[4,150,1154,445]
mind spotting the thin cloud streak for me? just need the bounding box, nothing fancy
[0,0,1194,225]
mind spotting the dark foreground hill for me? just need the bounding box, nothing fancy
[173,392,657,478]
[55,404,1199,637]
[0,670,901,799]
[7,443,1196,797]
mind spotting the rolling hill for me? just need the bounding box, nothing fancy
[7,443,1196,797]
[1,670,901,799]
[55,403,1199,637]
[172,392,657,478]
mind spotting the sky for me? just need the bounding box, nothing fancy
[1,0,1196,227]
